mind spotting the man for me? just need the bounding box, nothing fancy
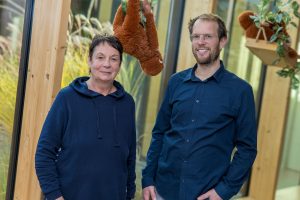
[142,13,257,200]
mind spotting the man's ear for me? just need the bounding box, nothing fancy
[219,36,228,49]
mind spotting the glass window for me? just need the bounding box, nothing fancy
[276,40,300,198]
[61,0,265,199]
[61,0,172,199]
[215,0,263,198]
[0,0,26,198]
[217,0,263,101]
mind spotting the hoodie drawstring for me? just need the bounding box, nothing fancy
[113,106,120,147]
[92,98,120,147]
[92,99,102,139]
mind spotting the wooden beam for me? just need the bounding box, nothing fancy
[248,66,291,200]
[13,0,71,199]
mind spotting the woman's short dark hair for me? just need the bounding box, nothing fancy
[89,34,123,63]
[188,13,227,39]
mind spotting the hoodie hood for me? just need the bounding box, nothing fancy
[69,76,126,146]
[70,76,126,99]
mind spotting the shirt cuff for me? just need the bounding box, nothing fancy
[45,189,62,200]
[142,177,155,189]
[214,182,234,200]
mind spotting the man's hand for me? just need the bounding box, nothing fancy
[56,197,64,200]
[197,189,222,200]
[143,185,156,200]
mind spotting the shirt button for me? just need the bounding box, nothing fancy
[186,139,190,143]
[183,160,188,163]
[191,119,195,122]
[195,99,199,103]
[182,179,185,183]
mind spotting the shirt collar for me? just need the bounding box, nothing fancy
[183,60,225,83]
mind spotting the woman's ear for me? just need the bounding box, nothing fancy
[87,56,92,66]
[87,57,92,74]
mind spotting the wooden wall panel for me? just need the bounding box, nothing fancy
[13,0,71,199]
[247,66,291,200]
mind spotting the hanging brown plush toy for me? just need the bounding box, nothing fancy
[113,0,163,76]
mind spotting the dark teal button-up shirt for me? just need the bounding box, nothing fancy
[142,61,257,200]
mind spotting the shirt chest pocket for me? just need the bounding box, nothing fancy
[171,99,193,126]
[197,103,238,123]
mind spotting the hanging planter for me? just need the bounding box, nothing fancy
[245,38,297,68]
[238,0,300,89]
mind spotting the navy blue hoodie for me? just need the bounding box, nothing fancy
[35,77,136,200]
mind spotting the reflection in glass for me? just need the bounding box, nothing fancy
[0,0,26,198]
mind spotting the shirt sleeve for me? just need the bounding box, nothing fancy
[142,79,173,188]
[215,84,257,200]
[35,91,68,200]
[127,100,136,199]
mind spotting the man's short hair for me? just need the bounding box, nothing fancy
[188,13,227,39]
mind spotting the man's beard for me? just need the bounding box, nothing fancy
[194,45,221,65]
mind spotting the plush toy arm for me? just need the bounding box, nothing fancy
[238,11,255,30]
[122,0,140,33]
[113,6,125,31]
[144,12,159,49]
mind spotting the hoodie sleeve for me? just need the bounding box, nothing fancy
[35,90,68,200]
[126,98,136,200]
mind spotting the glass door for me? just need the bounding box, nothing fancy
[276,39,300,199]
[0,0,28,199]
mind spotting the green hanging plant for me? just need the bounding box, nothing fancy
[249,0,300,89]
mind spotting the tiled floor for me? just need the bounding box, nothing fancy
[276,185,300,200]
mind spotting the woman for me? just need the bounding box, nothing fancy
[35,34,136,200]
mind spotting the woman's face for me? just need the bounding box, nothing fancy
[88,42,121,83]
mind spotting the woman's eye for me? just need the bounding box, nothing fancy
[111,57,119,62]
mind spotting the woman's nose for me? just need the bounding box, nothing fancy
[103,58,111,67]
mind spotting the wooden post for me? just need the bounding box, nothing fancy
[247,66,291,200]
[13,0,71,199]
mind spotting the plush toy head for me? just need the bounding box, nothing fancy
[238,10,278,40]
[113,0,163,76]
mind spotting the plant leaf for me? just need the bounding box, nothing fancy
[122,0,127,14]
[270,34,278,42]
[290,21,298,27]
[275,13,283,23]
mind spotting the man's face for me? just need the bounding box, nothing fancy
[190,19,227,65]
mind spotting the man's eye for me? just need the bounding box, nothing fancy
[204,35,212,39]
